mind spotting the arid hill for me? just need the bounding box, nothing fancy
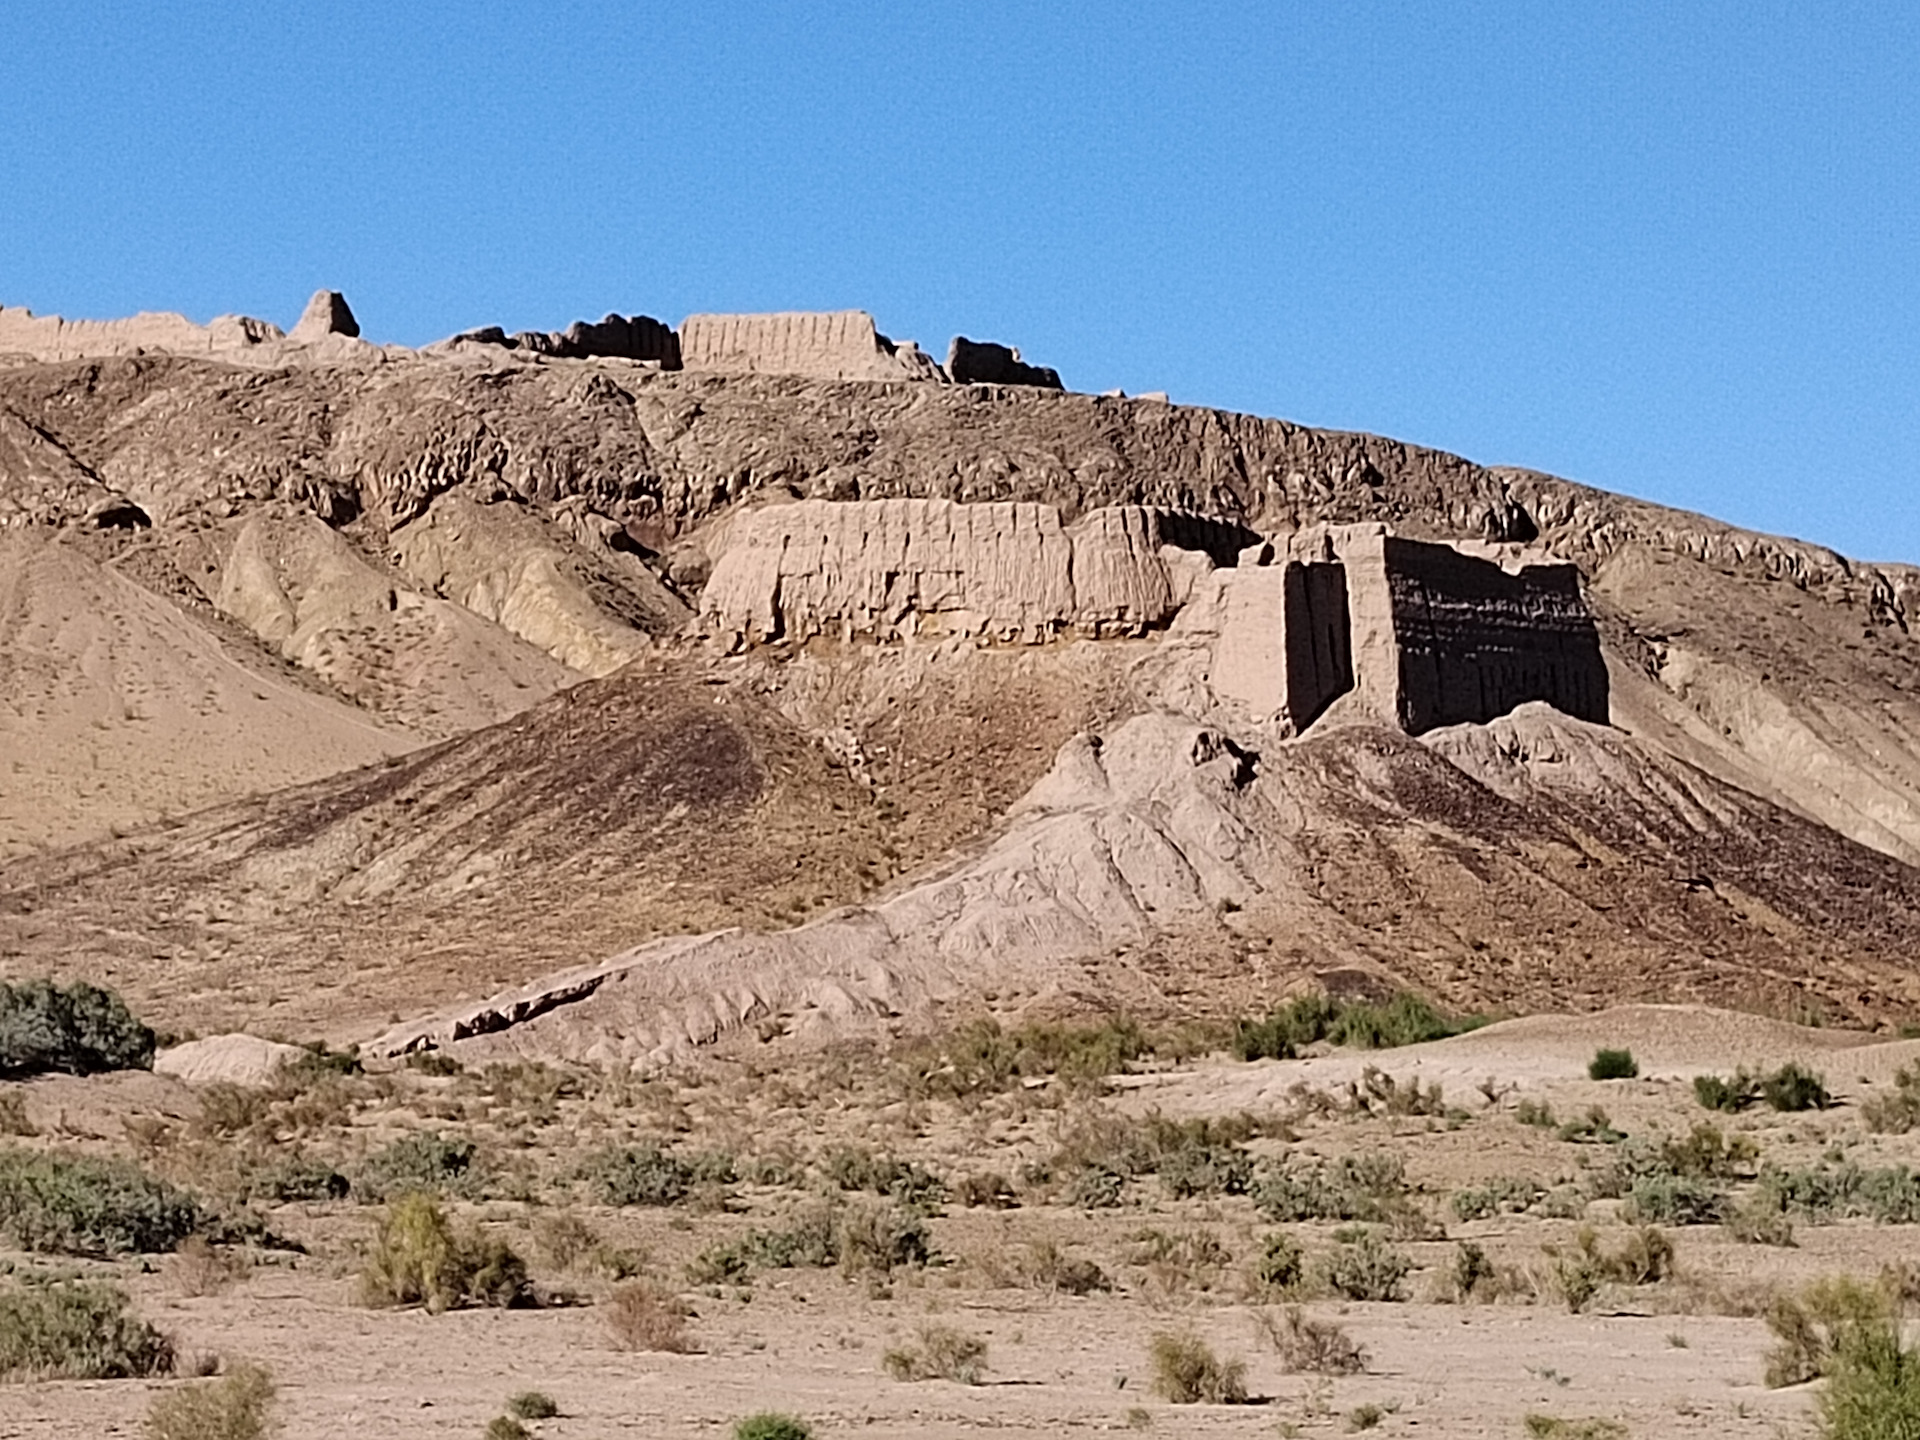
[3,321,1919,1051]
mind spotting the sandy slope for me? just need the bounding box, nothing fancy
[0,531,409,858]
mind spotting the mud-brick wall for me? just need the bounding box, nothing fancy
[1345,533,1608,733]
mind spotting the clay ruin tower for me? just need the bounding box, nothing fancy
[290,290,359,341]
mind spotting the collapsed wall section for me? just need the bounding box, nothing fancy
[699,498,1253,644]
[1338,528,1608,733]
[679,311,943,382]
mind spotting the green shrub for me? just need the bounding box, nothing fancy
[581,1144,693,1207]
[1251,1232,1305,1294]
[1694,1069,1762,1112]
[821,1147,945,1209]
[1587,1049,1638,1081]
[1820,1313,1920,1439]
[1624,1172,1725,1226]
[1765,1276,1894,1388]
[505,1391,559,1420]
[355,1132,484,1202]
[734,1415,812,1440]
[882,1322,988,1383]
[145,1360,275,1440]
[899,1015,1157,1096]
[358,1193,527,1311]
[1253,1152,1411,1224]
[1451,1176,1543,1221]
[1315,1230,1413,1302]
[0,1149,200,1255]
[1148,1330,1248,1404]
[1760,1063,1832,1113]
[685,1202,929,1283]
[0,979,155,1078]
[1756,1162,1920,1224]
[0,1280,174,1380]
[1234,992,1482,1060]
[485,1419,530,1440]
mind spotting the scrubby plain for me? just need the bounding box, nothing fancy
[4,991,1920,1438]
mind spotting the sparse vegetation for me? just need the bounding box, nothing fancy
[145,1360,275,1440]
[882,1322,988,1383]
[1017,1238,1111,1295]
[1148,1330,1249,1404]
[357,1193,527,1311]
[0,1148,201,1255]
[0,1280,174,1380]
[581,1143,696,1206]
[0,979,155,1078]
[1587,1049,1639,1081]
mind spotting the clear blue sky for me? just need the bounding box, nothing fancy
[4,4,1916,561]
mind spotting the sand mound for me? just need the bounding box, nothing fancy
[154,1033,305,1087]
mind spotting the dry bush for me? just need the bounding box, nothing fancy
[603,1280,694,1353]
[0,1090,33,1137]
[1148,1331,1249,1404]
[882,1322,988,1383]
[1254,1305,1367,1374]
[145,1360,275,1440]
[1547,1225,1673,1313]
[168,1236,244,1297]
[1017,1238,1111,1296]
[531,1211,646,1280]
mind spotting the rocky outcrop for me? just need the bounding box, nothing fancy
[679,311,943,382]
[947,336,1063,389]
[698,497,1256,645]
[449,312,680,366]
[289,290,359,342]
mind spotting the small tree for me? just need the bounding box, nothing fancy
[1588,1049,1639,1081]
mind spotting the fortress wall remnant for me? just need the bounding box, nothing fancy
[1333,526,1608,733]
[450,312,681,366]
[1174,560,1354,735]
[699,498,1253,645]
[947,336,1063,389]
[679,311,944,383]
[0,306,285,362]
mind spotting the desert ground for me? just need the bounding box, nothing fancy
[4,1002,1918,1439]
